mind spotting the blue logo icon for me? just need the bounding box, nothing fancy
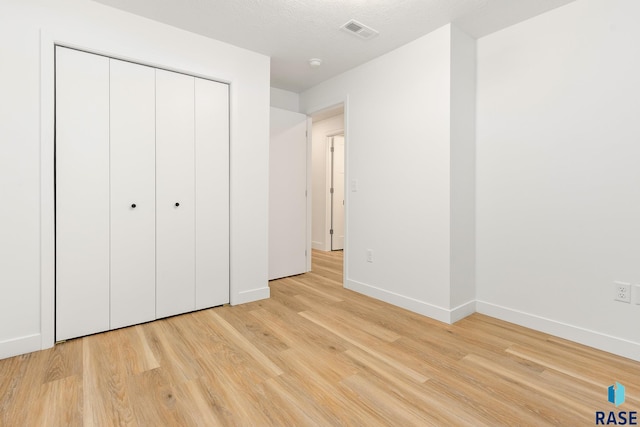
[608,382,626,407]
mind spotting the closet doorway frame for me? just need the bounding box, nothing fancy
[39,30,233,351]
[306,98,350,288]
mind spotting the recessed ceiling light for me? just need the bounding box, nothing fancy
[309,58,322,68]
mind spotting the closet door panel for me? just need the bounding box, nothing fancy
[109,59,156,329]
[195,78,230,309]
[55,47,110,340]
[156,70,196,318]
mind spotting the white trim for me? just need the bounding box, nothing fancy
[325,129,345,138]
[345,279,474,324]
[40,29,56,352]
[346,279,452,324]
[476,301,640,362]
[311,241,326,250]
[0,334,42,360]
[450,300,476,323]
[342,97,349,286]
[306,117,313,272]
[233,286,270,305]
[47,43,234,86]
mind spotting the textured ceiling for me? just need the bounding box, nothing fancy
[91,0,576,92]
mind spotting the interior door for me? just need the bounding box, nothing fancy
[55,47,111,340]
[269,107,308,280]
[331,135,345,250]
[109,58,156,329]
[194,78,230,309]
[155,69,196,318]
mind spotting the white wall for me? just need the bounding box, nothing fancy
[311,114,344,251]
[270,87,300,112]
[300,25,476,322]
[449,26,476,312]
[476,0,640,360]
[0,0,270,359]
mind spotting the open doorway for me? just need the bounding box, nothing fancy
[309,104,345,254]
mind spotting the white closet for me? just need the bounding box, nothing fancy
[55,46,229,341]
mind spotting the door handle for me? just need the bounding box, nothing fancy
[131,203,137,208]
[175,202,180,207]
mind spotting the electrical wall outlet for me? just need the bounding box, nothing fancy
[634,285,640,305]
[613,281,631,303]
[366,249,373,263]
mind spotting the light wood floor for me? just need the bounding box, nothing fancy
[1,250,639,426]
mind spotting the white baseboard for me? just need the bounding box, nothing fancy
[0,333,41,360]
[476,301,640,362]
[450,300,476,323]
[345,279,474,324]
[233,286,270,305]
[312,241,326,250]
[341,281,640,360]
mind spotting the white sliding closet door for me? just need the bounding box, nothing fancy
[155,69,196,318]
[56,47,110,340]
[109,59,156,329]
[195,78,230,309]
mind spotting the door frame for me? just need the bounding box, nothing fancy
[325,133,345,251]
[306,98,349,285]
[38,30,235,354]
[306,117,313,272]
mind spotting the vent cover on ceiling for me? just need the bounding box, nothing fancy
[340,19,379,40]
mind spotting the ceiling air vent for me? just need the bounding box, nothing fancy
[340,19,379,40]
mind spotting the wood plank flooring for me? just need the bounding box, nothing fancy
[1,249,639,426]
